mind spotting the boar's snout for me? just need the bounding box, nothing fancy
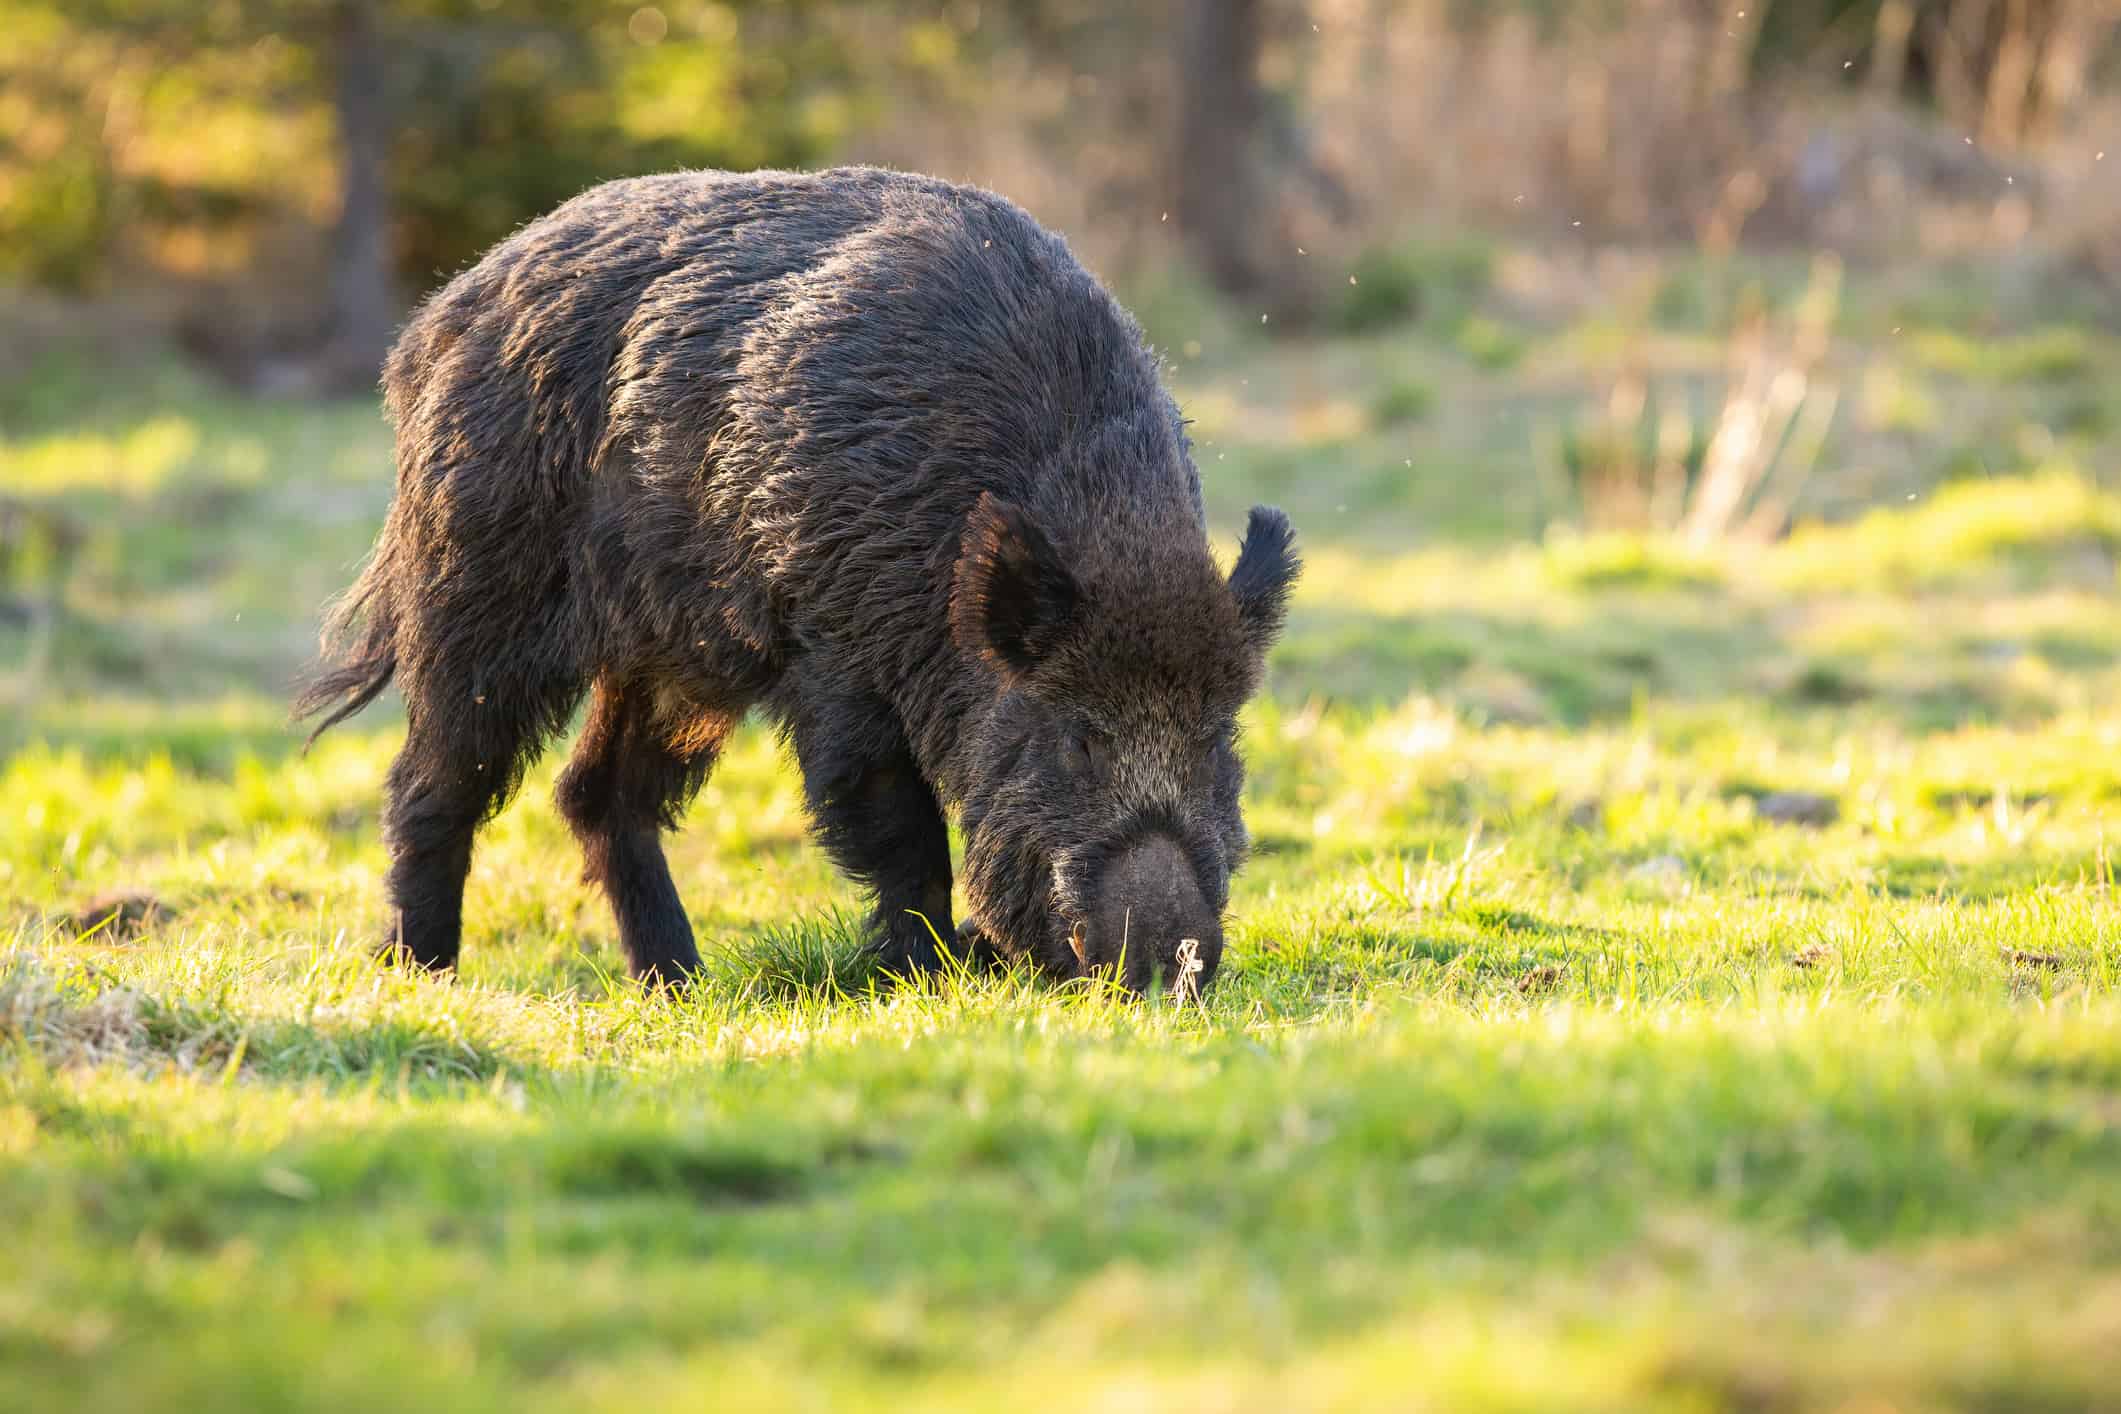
[1081,834,1224,996]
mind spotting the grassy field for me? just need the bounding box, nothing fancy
[5,248,2121,1411]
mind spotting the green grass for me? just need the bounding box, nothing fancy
[5,258,2121,1409]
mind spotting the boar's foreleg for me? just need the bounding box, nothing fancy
[785,695,956,977]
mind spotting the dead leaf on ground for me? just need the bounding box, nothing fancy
[67,891,169,940]
[1517,964,1563,994]
[2003,948,2067,971]
[1756,791,1839,827]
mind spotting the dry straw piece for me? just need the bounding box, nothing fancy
[1173,938,1206,1003]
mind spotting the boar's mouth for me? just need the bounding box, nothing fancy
[1050,829,1225,995]
[1062,918,1214,1001]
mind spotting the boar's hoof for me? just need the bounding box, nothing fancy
[954,919,1007,971]
[375,930,455,976]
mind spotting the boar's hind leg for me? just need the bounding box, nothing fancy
[556,679,733,986]
[382,667,582,973]
[789,710,955,978]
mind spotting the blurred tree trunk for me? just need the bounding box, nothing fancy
[1868,0,1917,100]
[1921,0,2121,149]
[322,0,396,393]
[1175,0,1269,297]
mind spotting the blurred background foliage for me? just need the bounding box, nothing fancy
[5,0,2117,389]
[5,0,2119,674]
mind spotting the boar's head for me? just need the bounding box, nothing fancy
[951,491,1299,996]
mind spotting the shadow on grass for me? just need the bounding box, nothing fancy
[1271,601,2070,732]
[30,1107,821,1259]
[1241,906,1605,1001]
[0,700,349,775]
[8,577,2095,779]
[2,973,528,1092]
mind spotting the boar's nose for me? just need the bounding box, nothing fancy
[1084,834,1225,996]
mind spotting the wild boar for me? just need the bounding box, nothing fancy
[297,166,1299,994]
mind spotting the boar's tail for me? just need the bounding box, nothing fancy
[292,546,401,752]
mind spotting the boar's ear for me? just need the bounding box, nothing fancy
[952,492,1081,676]
[1229,505,1300,655]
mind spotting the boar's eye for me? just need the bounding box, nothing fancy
[1061,727,1109,778]
[1193,729,1236,790]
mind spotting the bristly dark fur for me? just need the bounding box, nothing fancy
[296,166,1300,991]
